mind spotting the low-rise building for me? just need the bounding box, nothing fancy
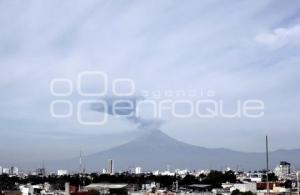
[230,182,257,193]
[84,183,129,195]
[57,170,68,176]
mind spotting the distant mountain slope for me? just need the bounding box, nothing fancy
[16,130,300,172]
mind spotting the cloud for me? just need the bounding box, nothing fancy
[90,95,164,130]
[254,25,300,48]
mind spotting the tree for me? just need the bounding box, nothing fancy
[201,170,237,188]
[231,189,254,195]
[262,173,278,182]
[180,174,198,186]
[231,189,240,195]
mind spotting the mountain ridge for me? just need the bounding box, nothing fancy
[79,129,300,171]
[9,129,300,172]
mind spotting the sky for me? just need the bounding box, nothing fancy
[0,0,300,162]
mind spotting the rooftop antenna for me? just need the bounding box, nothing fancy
[42,160,45,176]
[83,162,86,186]
[266,135,269,195]
[80,150,82,173]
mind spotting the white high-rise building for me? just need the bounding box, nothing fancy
[135,167,142,174]
[0,166,2,175]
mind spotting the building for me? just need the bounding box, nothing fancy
[57,170,68,176]
[135,167,142,174]
[2,191,22,195]
[10,167,18,175]
[274,161,291,178]
[248,172,263,182]
[84,183,128,195]
[65,182,70,195]
[187,184,212,192]
[19,184,43,195]
[231,182,257,193]
[107,159,114,174]
[36,168,46,176]
[3,167,10,174]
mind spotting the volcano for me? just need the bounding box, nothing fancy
[18,130,300,171]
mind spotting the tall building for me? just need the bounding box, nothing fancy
[274,161,291,178]
[36,168,46,176]
[107,159,114,174]
[135,167,142,174]
[9,166,18,175]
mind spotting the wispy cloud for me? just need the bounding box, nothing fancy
[254,25,300,48]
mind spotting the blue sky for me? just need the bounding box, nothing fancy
[0,0,300,162]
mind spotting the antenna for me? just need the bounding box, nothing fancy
[83,162,86,186]
[42,160,45,176]
[80,150,82,173]
[266,135,269,195]
[79,150,82,192]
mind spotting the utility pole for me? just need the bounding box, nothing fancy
[297,171,300,195]
[79,150,82,192]
[266,135,269,195]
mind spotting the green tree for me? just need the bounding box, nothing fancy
[262,173,278,182]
